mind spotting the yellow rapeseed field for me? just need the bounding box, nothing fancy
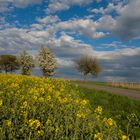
[0,74,129,140]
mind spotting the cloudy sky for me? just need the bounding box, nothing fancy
[0,0,140,81]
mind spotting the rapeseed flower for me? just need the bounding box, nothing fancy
[94,132,102,140]
[0,98,2,106]
[94,106,102,115]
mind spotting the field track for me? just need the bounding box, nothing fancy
[77,83,140,100]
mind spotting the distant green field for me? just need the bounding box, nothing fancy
[74,84,140,138]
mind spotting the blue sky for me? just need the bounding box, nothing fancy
[0,0,140,81]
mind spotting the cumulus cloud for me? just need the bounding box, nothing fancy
[37,15,60,24]
[55,18,106,39]
[114,0,140,39]
[0,0,42,12]
[0,27,53,54]
[97,15,116,31]
[46,0,92,14]
[90,2,125,15]
[56,58,74,68]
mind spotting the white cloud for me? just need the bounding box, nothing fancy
[56,58,74,67]
[37,15,60,24]
[90,2,125,15]
[46,0,92,13]
[97,15,116,30]
[55,18,106,39]
[114,0,140,39]
[0,0,42,12]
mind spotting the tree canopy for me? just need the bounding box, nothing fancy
[75,55,101,80]
[0,55,20,73]
[18,50,34,75]
[38,46,56,77]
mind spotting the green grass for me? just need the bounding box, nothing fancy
[72,80,107,86]
[72,80,140,91]
[74,85,140,138]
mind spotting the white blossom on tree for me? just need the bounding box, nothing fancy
[18,50,34,75]
[38,46,56,77]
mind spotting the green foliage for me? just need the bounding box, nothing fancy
[74,55,101,80]
[38,46,56,77]
[18,50,34,75]
[0,55,20,73]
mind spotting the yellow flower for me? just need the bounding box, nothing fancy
[48,87,53,92]
[121,135,129,140]
[47,95,51,101]
[106,118,114,126]
[21,101,28,108]
[94,106,102,115]
[5,120,12,127]
[37,130,44,136]
[0,98,3,106]
[46,119,52,126]
[38,97,44,102]
[33,95,37,101]
[94,132,102,140]
[76,111,85,119]
[81,99,88,106]
[55,127,59,133]
[28,119,40,130]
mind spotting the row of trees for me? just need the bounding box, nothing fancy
[0,46,101,80]
[0,46,56,77]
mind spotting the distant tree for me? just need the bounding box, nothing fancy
[38,46,56,77]
[75,55,101,81]
[0,55,20,73]
[18,50,34,75]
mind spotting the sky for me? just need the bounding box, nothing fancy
[0,0,140,82]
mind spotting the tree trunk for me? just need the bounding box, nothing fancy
[83,73,88,81]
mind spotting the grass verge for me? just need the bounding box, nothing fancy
[76,85,140,138]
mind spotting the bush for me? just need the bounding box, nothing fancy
[0,74,128,139]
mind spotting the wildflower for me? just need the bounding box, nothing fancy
[4,120,12,127]
[38,97,44,102]
[28,119,40,130]
[81,99,88,106]
[47,95,51,101]
[10,108,15,114]
[39,88,45,93]
[37,130,44,136]
[0,98,2,106]
[33,95,37,101]
[76,111,85,119]
[94,132,102,140]
[106,118,114,126]
[21,101,28,109]
[46,119,52,126]
[48,87,53,92]
[94,106,102,115]
[55,127,59,133]
[121,135,129,140]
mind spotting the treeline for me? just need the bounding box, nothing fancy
[0,45,101,80]
[0,46,56,77]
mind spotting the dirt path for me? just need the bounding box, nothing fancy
[77,83,140,100]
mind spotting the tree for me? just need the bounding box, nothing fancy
[18,50,34,75]
[75,55,101,81]
[0,55,20,73]
[38,46,56,77]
